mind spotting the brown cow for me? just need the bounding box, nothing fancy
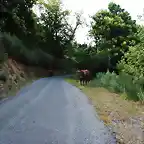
[83,70,89,84]
[76,69,91,86]
[48,70,53,77]
[76,69,84,85]
[83,69,91,85]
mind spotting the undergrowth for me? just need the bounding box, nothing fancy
[0,32,54,66]
[89,71,144,102]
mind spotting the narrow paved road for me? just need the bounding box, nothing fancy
[0,77,116,144]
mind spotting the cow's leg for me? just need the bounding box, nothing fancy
[83,78,85,86]
[84,77,86,85]
[83,78,85,85]
[82,77,84,85]
[86,74,90,85]
[80,77,83,85]
[86,79,88,85]
[81,79,83,86]
[80,79,81,85]
[84,75,87,85]
[82,77,84,86]
[82,78,85,86]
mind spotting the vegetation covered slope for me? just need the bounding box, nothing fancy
[0,0,144,101]
[1,1,144,143]
[0,0,82,68]
[0,0,83,97]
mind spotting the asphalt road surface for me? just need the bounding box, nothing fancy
[0,77,116,144]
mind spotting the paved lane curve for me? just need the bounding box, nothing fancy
[0,77,116,144]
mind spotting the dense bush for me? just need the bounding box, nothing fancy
[118,26,144,80]
[0,0,81,72]
[0,32,54,67]
[90,71,144,101]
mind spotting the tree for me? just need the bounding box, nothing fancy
[89,2,139,71]
[0,0,37,39]
[37,0,83,58]
[118,26,144,79]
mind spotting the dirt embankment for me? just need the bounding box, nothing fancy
[0,58,50,99]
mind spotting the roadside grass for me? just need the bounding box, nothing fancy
[5,70,67,98]
[65,77,144,125]
[1,70,68,100]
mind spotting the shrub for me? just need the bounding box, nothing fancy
[90,71,144,101]
[0,32,54,67]
[0,70,7,82]
[117,26,144,80]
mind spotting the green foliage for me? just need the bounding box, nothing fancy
[89,2,138,71]
[1,32,54,66]
[90,71,144,101]
[1,0,144,103]
[118,26,144,79]
[71,2,140,77]
[72,42,111,74]
[0,70,7,82]
[0,36,6,63]
[0,0,37,39]
[37,0,83,58]
[0,0,83,70]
